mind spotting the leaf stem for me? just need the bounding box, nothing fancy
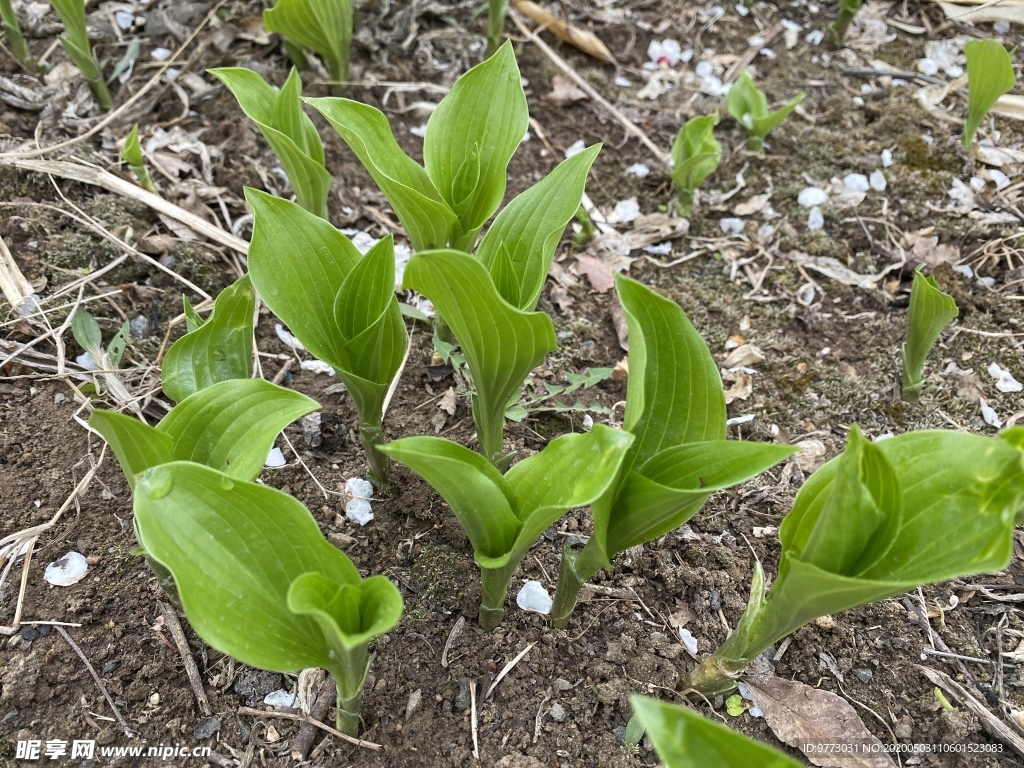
[549,541,604,629]
[360,421,390,488]
[479,559,519,630]
[486,0,507,56]
[0,0,36,72]
[332,656,367,737]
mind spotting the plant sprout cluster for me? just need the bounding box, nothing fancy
[22,11,1015,760]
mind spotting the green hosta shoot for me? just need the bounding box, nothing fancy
[488,0,507,54]
[683,425,1024,695]
[549,276,797,627]
[726,70,804,152]
[901,266,958,402]
[72,309,130,372]
[263,0,353,89]
[50,0,112,111]
[1,0,36,72]
[403,249,556,469]
[962,40,1016,149]
[381,426,633,629]
[630,696,802,768]
[827,0,861,48]
[246,189,407,486]
[671,114,722,215]
[211,68,331,219]
[134,462,402,736]
[121,124,157,193]
[162,275,256,403]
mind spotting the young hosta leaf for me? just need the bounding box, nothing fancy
[307,98,457,250]
[630,696,802,768]
[727,70,804,151]
[106,321,130,368]
[50,0,111,110]
[71,309,103,358]
[901,266,958,402]
[91,379,317,487]
[604,441,799,553]
[671,115,721,213]
[403,250,556,465]
[162,275,256,403]
[424,42,529,248]
[686,427,1024,693]
[134,461,391,673]
[263,0,353,83]
[616,274,725,471]
[122,124,156,193]
[477,145,601,310]
[211,68,331,219]
[963,40,1016,148]
[156,378,318,480]
[380,437,521,559]
[183,298,206,333]
[89,410,172,491]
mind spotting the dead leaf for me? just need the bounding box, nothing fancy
[543,75,589,106]
[722,344,765,368]
[550,286,574,311]
[743,676,897,768]
[438,387,457,416]
[611,357,629,383]
[785,251,900,290]
[992,94,1024,121]
[753,526,778,538]
[722,368,753,403]
[237,16,270,44]
[795,439,827,472]
[668,604,697,628]
[929,0,1024,25]
[734,192,771,217]
[971,143,1024,167]
[610,302,629,350]
[908,233,960,266]
[575,255,615,293]
[512,0,616,63]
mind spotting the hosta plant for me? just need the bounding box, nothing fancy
[263,0,354,89]
[134,461,402,736]
[901,266,958,402]
[682,425,1024,695]
[246,189,407,486]
[161,275,256,403]
[212,68,331,219]
[671,114,722,215]
[487,0,507,54]
[50,0,112,110]
[549,275,797,627]
[72,308,130,373]
[727,70,804,152]
[1,0,36,72]
[827,0,861,48]
[962,39,1016,148]
[403,249,556,469]
[630,696,801,767]
[381,425,634,629]
[121,124,157,193]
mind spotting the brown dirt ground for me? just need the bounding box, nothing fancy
[2,0,1024,766]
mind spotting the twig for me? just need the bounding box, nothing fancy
[56,626,133,736]
[532,694,551,744]
[0,231,34,310]
[918,666,1024,758]
[485,642,536,700]
[157,601,212,716]
[290,678,337,761]
[470,680,479,760]
[237,706,381,750]
[442,616,466,668]
[509,11,670,165]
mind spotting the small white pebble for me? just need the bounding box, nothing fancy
[736,3,749,15]
[720,218,744,235]
[565,140,587,158]
[748,35,765,46]
[922,134,934,145]
[582,414,593,431]
[977,276,996,288]
[300,360,335,375]
[44,552,88,587]
[954,265,974,279]
[861,83,872,94]
[736,682,764,717]
[516,580,553,615]
[678,627,698,655]
[612,199,640,223]
[994,21,1010,33]
[151,47,172,62]
[725,414,755,426]
[781,18,803,31]
[918,58,939,76]
[614,76,632,87]
[346,477,374,499]
[265,447,286,468]
[275,324,305,351]
[970,176,986,191]
[990,170,1010,190]
[981,400,1003,428]
[945,65,964,78]
[988,362,1022,393]
[805,29,824,45]
[869,170,887,191]
[264,690,300,709]
[695,60,714,78]
[843,173,870,192]
[409,124,428,138]
[881,149,894,167]
[808,206,824,231]
[114,10,134,29]
[625,163,650,178]
[345,497,374,526]
[798,187,828,207]
[165,68,180,81]
[75,352,97,370]
[643,242,672,255]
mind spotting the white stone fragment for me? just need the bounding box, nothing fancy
[977,276,996,288]
[725,414,755,426]
[736,682,764,717]
[720,218,744,235]
[264,690,300,709]
[614,76,632,87]
[582,414,594,431]
[643,242,672,255]
[345,498,373,525]
[114,10,134,29]
[75,352,97,370]
[798,187,828,207]
[612,199,640,223]
[781,18,803,31]
[409,124,428,138]
[265,447,286,468]
[44,552,88,586]
[875,432,894,441]
[678,627,698,655]
[151,47,172,62]
[918,58,939,76]
[843,173,870,192]
[516,581,553,615]
[988,363,1022,393]
[970,176,986,191]
[981,400,1002,428]
[625,163,650,178]
[805,29,824,45]
[300,360,335,375]
[646,39,683,69]
[565,140,587,158]
[869,170,887,191]
[808,206,824,231]
[881,149,894,167]
[990,170,1010,190]
[275,324,305,351]
[954,265,974,279]
[736,3,749,15]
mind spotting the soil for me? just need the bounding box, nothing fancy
[1,0,1024,766]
